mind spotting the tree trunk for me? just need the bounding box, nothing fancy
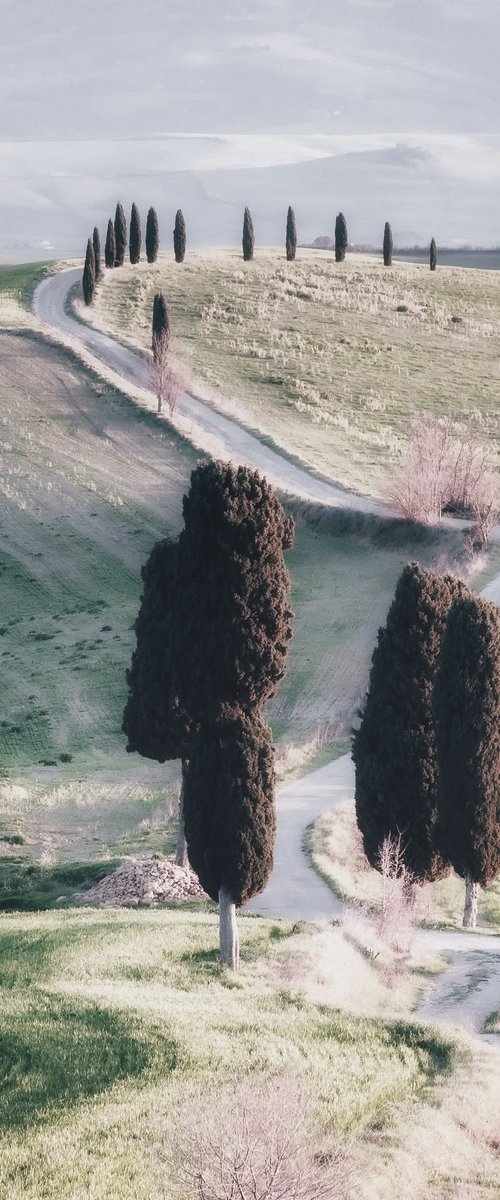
[175,760,189,869]
[463,873,479,928]
[219,885,239,970]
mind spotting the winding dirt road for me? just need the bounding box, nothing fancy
[34,268,382,513]
[33,268,500,1043]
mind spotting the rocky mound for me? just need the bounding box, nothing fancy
[78,857,206,907]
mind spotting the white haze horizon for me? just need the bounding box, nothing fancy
[1,1,499,260]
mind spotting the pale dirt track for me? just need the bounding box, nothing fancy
[33,268,500,1042]
[34,269,383,512]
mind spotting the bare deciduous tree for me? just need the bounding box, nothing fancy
[390,415,499,542]
[169,1076,350,1200]
[377,834,419,955]
[149,332,189,415]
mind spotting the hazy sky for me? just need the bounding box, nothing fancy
[1,0,499,256]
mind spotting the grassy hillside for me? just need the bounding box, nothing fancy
[0,331,492,870]
[0,261,52,324]
[0,906,498,1200]
[88,248,500,497]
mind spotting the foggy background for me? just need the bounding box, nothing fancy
[1,0,499,259]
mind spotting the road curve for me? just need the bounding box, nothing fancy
[33,268,500,1041]
[34,268,383,513]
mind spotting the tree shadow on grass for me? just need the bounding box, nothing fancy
[0,994,178,1132]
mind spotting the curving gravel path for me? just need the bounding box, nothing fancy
[33,267,500,1043]
[34,268,383,513]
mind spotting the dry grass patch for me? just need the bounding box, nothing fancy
[308,797,500,933]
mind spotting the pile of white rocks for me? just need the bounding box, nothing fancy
[78,857,206,907]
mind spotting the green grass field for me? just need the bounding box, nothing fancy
[0,906,498,1200]
[87,248,500,497]
[0,261,52,324]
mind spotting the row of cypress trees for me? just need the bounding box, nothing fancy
[244,208,437,270]
[123,461,294,969]
[353,562,500,926]
[84,204,438,302]
[82,205,187,305]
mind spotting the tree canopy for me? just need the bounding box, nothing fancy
[353,562,464,881]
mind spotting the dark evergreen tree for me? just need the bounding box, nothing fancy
[146,207,159,263]
[123,539,193,865]
[152,292,169,356]
[173,209,186,263]
[174,460,294,726]
[105,219,116,269]
[430,238,437,271]
[129,202,141,264]
[184,713,276,966]
[435,593,500,927]
[114,202,127,266]
[286,206,297,261]
[353,563,464,881]
[334,212,348,262]
[383,221,393,266]
[93,226,102,282]
[82,238,95,306]
[242,207,255,261]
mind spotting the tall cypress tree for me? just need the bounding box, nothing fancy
[383,221,393,266]
[152,292,169,356]
[184,713,276,968]
[334,212,348,262]
[146,207,159,263]
[430,238,437,271]
[105,219,116,269]
[286,206,297,261]
[173,209,186,263]
[129,203,141,264]
[93,226,102,282]
[353,563,464,881]
[82,238,95,306]
[176,460,294,966]
[242,207,255,261]
[435,593,500,927]
[114,202,127,266]
[174,461,294,726]
[123,539,193,866]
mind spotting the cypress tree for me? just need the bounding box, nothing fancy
[334,212,348,262]
[146,207,159,263]
[430,238,437,271]
[129,202,141,264]
[82,238,95,306]
[383,221,393,266]
[93,226,102,282]
[114,202,127,266]
[435,593,500,927]
[123,539,193,866]
[242,207,255,261]
[174,460,294,726]
[184,712,276,967]
[286,206,297,261]
[353,563,464,881]
[173,209,186,263]
[105,219,116,269]
[176,460,294,967]
[152,292,169,356]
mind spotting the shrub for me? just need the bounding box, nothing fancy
[170,1075,349,1200]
